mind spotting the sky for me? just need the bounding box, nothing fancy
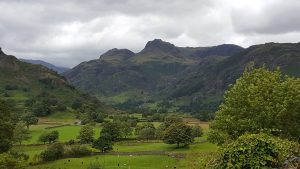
[0,0,300,67]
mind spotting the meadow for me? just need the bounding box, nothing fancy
[17,114,217,169]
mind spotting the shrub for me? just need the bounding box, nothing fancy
[216,133,299,169]
[64,145,91,157]
[191,125,203,138]
[38,130,59,144]
[40,143,64,161]
[0,153,26,169]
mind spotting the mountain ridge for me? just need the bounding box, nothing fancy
[20,59,70,74]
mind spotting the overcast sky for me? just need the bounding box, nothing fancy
[0,0,300,67]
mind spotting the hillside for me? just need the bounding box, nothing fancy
[0,48,112,117]
[64,39,244,113]
[163,42,300,115]
[20,59,70,74]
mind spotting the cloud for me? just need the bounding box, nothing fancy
[0,0,299,67]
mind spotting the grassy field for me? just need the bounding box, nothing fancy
[25,125,101,144]
[115,141,217,153]
[19,116,217,169]
[27,155,179,169]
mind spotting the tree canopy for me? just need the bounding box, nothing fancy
[208,67,300,144]
[0,99,14,153]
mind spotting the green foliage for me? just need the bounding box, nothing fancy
[136,123,156,140]
[92,121,122,152]
[216,133,299,169]
[21,113,38,129]
[191,125,203,138]
[40,143,64,161]
[71,99,82,109]
[119,122,133,138]
[64,145,91,157]
[100,122,122,142]
[163,122,193,147]
[77,125,94,144]
[93,135,114,152]
[0,153,26,169]
[0,99,14,153]
[12,122,31,145]
[209,67,300,144]
[38,131,59,144]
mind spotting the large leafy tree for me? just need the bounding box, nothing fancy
[163,122,193,147]
[208,67,300,144]
[0,99,14,153]
[100,122,122,142]
[12,122,31,145]
[77,125,94,144]
[22,113,38,129]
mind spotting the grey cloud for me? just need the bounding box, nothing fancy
[0,0,299,67]
[231,0,300,35]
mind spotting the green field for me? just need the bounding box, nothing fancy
[115,141,217,153]
[27,155,179,169]
[25,125,101,144]
[17,117,217,169]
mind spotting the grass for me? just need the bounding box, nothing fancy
[115,140,217,153]
[26,155,179,169]
[25,125,101,144]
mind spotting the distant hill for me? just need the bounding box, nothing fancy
[64,39,244,113]
[0,48,112,116]
[20,59,70,74]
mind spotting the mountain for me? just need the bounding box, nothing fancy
[64,40,300,117]
[20,59,70,74]
[0,48,112,115]
[162,42,300,115]
[64,39,244,112]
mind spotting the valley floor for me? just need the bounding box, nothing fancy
[15,115,216,169]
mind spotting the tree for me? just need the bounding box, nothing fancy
[38,131,59,144]
[22,113,38,129]
[120,122,133,138]
[71,99,82,109]
[40,143,64,161]
[163,122,193,147]
[12,122,31,145]
[0,99,14,153]
[191,125,203,138]
[136,123,156,140]
[208,67,300,144]
[0,153,26,169]
[77,125,94,144]
[32,102,51,117]
[92,134,113,152]
[100,122,122,142]
[138,127,156,140]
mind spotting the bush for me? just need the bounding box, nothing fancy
[38,131,59,144]
[40,143,64,161]
[0,153,26,169]
[64,145,91,157]
[191,125,203,138]
[216,133,299,169]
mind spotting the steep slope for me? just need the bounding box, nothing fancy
[165,42,300,114]
[64,39,243,110]
[20,59,70,73]
[0,48,111,115]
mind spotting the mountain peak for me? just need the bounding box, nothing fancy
[100,48,135,61]
[101,48,134,57]
[142,39,178,53]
